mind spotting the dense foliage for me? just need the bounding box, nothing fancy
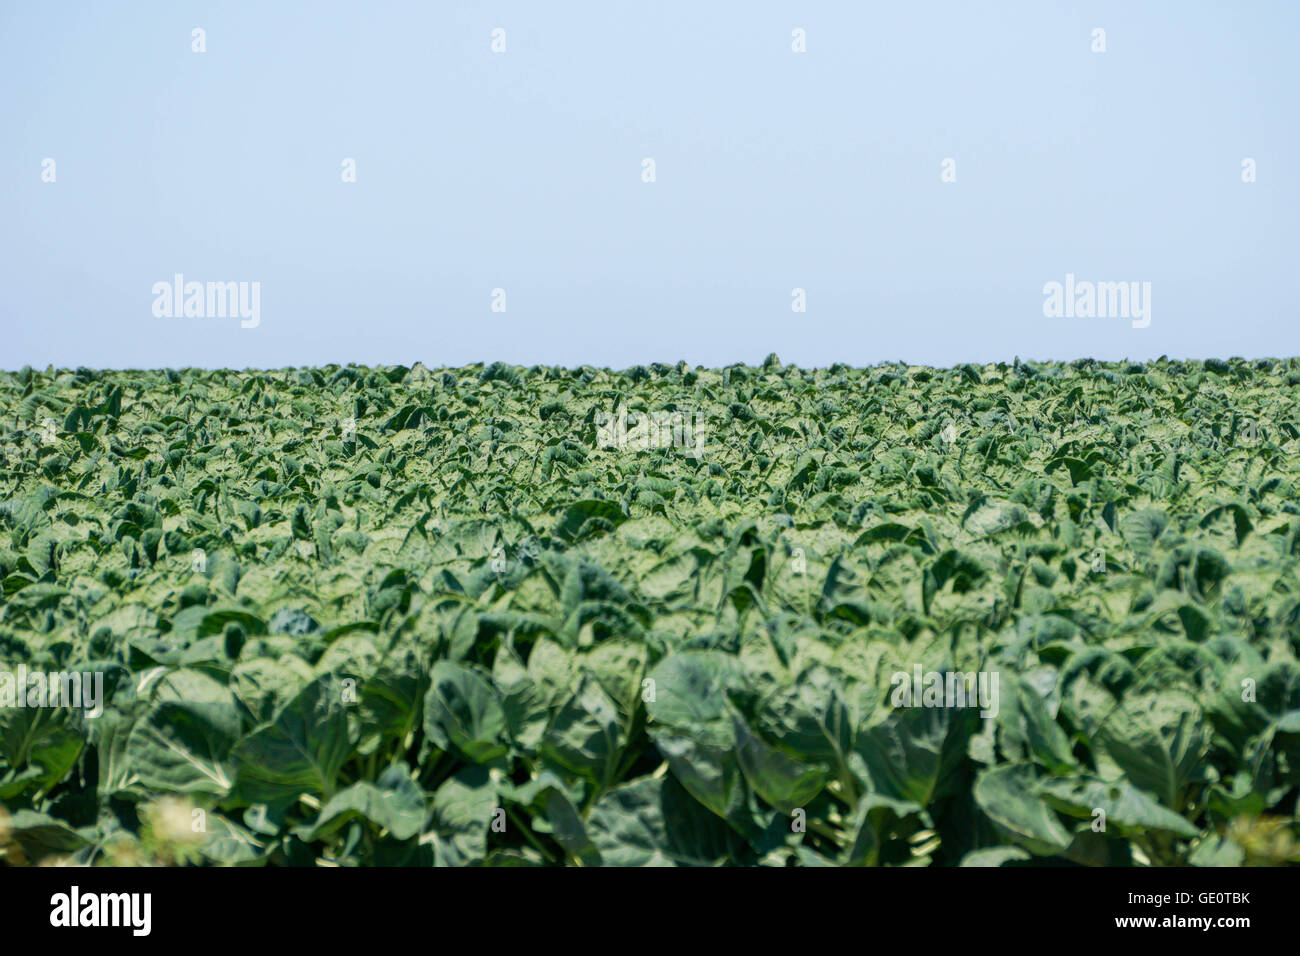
[2,357,1300,866]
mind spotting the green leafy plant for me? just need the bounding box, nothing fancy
[1,357,1299,866]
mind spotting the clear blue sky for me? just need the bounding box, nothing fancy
[2,1,1297,371]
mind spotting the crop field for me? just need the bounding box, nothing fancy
[2,357,1299,866]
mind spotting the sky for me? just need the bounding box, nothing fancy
[1,1,1297,371]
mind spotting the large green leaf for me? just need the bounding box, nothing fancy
[586,774,751,866]
[422,662,508,764]
[232,676,353,802]
[126,669,240,796]
[972,764,1072,856]
[297,766,426,842]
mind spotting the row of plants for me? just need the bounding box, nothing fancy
[2,357,1298,864]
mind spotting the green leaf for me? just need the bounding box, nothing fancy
[423,662,508,764]
[126,669,240,796]
[232,676,353,802]
[855,703,978,807]
[553,500,626,542]
[0,706,85,801]
[428,765,498,866]
[1040,773,1201,840]
[733,716,828,814]
[1093,690,1210,809]
[297,766,426,842]
[586,774,749,866]
[3,809,88,860]
[541,677,625,788]
[959,847,1031,867]
[973,764,1072,856]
